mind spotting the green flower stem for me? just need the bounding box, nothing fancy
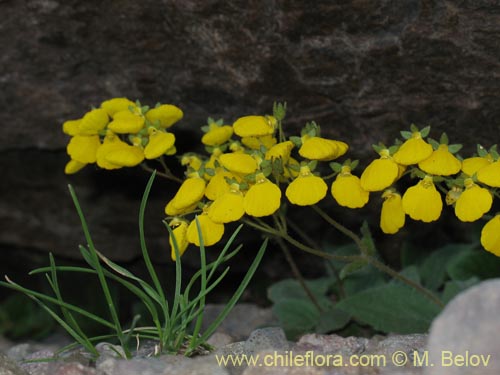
[140,163,183,183]
[311,205,444,308]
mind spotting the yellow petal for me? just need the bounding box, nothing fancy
[476,161,500,187]
[79,108,109,135]
[331,173,369,208]
[207,190,245,223]
[96,136,127,170]
[164,200,197,216]
[360,158,399,191]
[205,170,234,200]
[64,159,87,174]
[66,135,100,164]
[393,135,433,165]
[481,216,500,256]
[380,191,405,234]
[418,144,461,176]
[461,157,491,176]
[265,141,294,163]
[402,177,442,222]
[144,131,175,159]
[170,178,206,210]
[233,116,276,137]
[108,110,145,134]
[299,137,345,161]
[244,178,282,217]
[285,167,327,206]
[105,144,145,167]
[241,135,277,150]
[202,125,233,146]
[101,98,136,117]
[169,221,189,261]
[454,184,492,222]
[145,104,183,128]
[187,214,224,246]
[219,153,258,175]
[62,119,81,136]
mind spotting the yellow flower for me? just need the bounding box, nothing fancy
[380,190,405,234]
[299,137,348,161]
[205,170,234,200]
[393,132,433,165]
[66,135,101,164]
[233,115,276,137]
[101,98,136,117]
[187,214,224,246]
[418,144,461,176]
[241,135,277,150]
[476,161,500,187]
[219,153,258,175]
[283,157,300,179]
[265,141,294,163]
[445,186,462,206]
[64,159,87,174]
[454,179,492,222]
[168,177,206,211]
[331,166,369,208]
[62,119,81,136]
[108,110,145,134]
[461,156,492,176]
[96,135,127,170]
[481,215,500,256]
[145,104,183,128]
[202,124,233,146]
[244,174,282,217]
[285,166,327,206]
[169,220,189,261]
[144,130,176,159]
[402,176,442,222]
[105,143,145,167]
[207,185,245,223]
[164,201,197,216]
[181,154,204,172]
[78,108,109,135]
[360,151,399,191]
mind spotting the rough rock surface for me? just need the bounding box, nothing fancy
[1,1,500,268]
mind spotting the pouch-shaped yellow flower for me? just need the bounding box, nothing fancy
[108,110,145,134]
[64,159,87,175]
[96,136,127,170]
[145,104,183,128]
[205,170,234,200]
[265,141,294,163]
[170,177,206,210]
[454,181,492,222]
[202,125,233,146]
[461,156,492,176]
[105,143,145,167]
[67,135,101,164]
[299,137,347,161]
[169,220,189,260]
[219,153,258,175]
[78,108,109,135]
[393,133,433,165]
[285,166,327,206]
[481,215,500,256]
[164,201,197,216]
[144,131,175,159]
[241,135,277,150]
[233,116,276,137]
[101,98,136,117]
[476,161,500,187]
[380,191,405,234]
[402,176,442,222]
[418,144,461,176]
[208,188,245,223]
[331,168,369,208]
[244,176,282,217]
[62,119,81,136]
[187,214,224,246]
[360,157,399,191]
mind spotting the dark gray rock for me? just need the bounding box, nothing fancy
[2,0,500,270]
[426,279,500,375]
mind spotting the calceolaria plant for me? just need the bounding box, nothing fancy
[4,97,500,352]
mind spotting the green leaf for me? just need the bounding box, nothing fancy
[428,138,440,150]
[391,266,421,285]
[400,130,413,139]
[272,298,320,339]
[339,260,369,280]
[329,162,342,173]
[289,136,302,147]
[477,144,488,157]
[420,126,431,137]
[336,284,441,333]
[316,307,351,334]
[439,132,449,145]
[441,277,480,304]
[447,144,463,154]
[447,250,500,281]
[360,221,376,256]
[267,278,333,303]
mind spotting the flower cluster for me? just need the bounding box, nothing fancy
[62,100,500,259]
[62,98,183,174]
